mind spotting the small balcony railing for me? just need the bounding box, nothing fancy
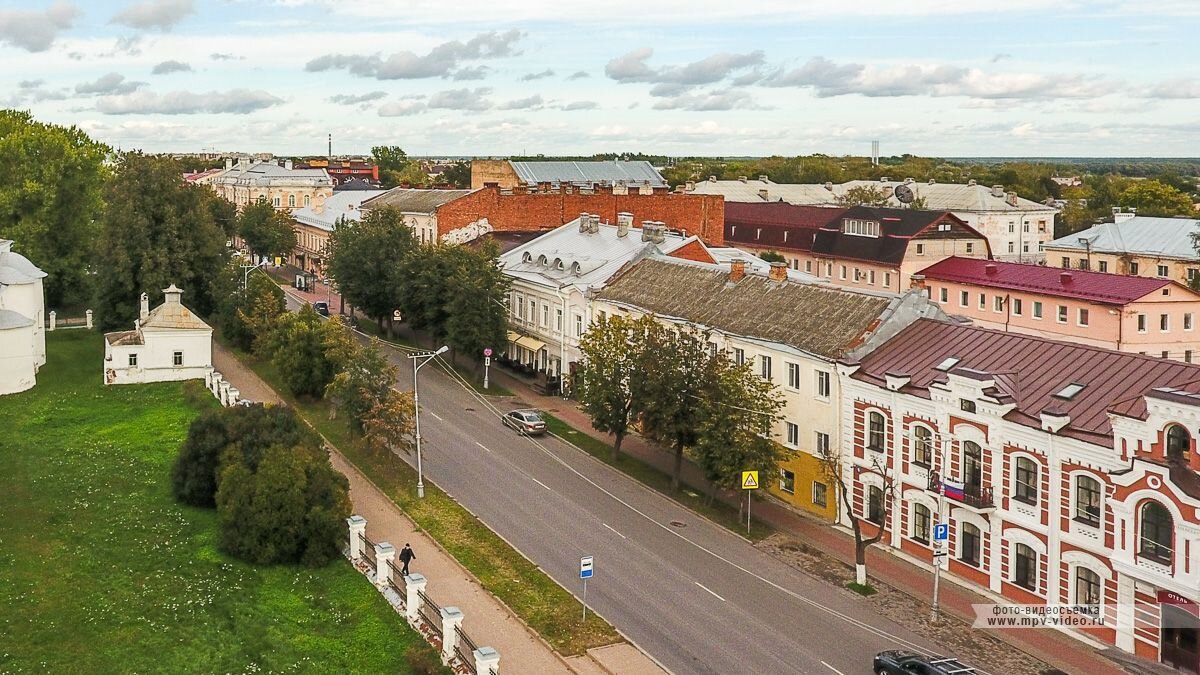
[928,470,995,510]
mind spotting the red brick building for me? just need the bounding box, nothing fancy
[299,158,379,186]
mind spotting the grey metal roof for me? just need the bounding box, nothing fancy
[292,190,386,232]
[1045,216,1200,260]
[689,179,1056,214]
[0,309,34,330]
[0,240,47,285]
[510,161,667,187]
[214,162,333,188]
[360,188,473,213]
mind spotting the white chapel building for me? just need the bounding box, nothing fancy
[0,239,47,395]
[103,285,213,385]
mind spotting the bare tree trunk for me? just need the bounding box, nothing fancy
[670,440,684,492]
[612,430,624,463]
[852,520,868,585]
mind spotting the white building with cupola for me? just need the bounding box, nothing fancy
[0,239,47,395]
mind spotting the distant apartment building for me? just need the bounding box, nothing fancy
[723,203,990,294]
[1045,209,1200,286]
[917,257,1200,362]
[471,159,668,191]
[297,158,379,186]
[289,189,386,276]
[689,176,1057,263]
[211,158,334,211]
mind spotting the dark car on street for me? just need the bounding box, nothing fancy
[873,651,977,675]
[312,301,329,316]
[502,409,546,435]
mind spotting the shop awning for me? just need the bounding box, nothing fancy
[508,331,546,352]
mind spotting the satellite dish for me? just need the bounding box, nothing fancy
[894,184,915,204]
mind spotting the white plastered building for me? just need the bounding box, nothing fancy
[0,239,47,395]
[103,285,213,385]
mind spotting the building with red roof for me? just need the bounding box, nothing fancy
[917,257,1200,363]
[838,318,1200,672]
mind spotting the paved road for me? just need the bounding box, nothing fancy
[285,297,953,675]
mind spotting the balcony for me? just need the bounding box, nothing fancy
[928,471,995,510]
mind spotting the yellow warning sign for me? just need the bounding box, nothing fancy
[741,471,759,490]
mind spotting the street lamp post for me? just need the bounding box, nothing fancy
[242,259,268,290]
[911,428,955,624]
[409,345,448,499]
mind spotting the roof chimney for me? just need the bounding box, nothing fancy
[768,261,787,282]
[641,221,656,242]
[758,188,769,201]
[1114,208,1136,224]
[991,184,1005,198]
[1060,271,1073,284]
[968,179,977,187]
[985,263,997,275]
[139,292,149,320]
[1040,407,1071,434]
[224,157,232,171]
[824,182,833,191]
[616,212,632,238]
[759,175,769,183]
[729,259,746,282]
[904,177,914,184]
[708,175,717,183]
[1006,191,1019,207]
[284,159,293,171]
[685,180,695,192]
[928,178,936,185]
[880,176,890,183]
[578,212,591,233]
[163,284,183,305]
[738,176,747,183]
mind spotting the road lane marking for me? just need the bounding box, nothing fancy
[530,477,551,491]
[602,523,626,539]
[821,662,846,675]
[475,441,491,453]
[430,412,444,421]
[695,582,726,602]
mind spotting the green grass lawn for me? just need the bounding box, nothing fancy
[0,331,438,674]
[229,344,620,656]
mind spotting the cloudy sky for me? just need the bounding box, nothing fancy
[3,0,1200,157]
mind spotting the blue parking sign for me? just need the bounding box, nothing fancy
[933,523,949,542]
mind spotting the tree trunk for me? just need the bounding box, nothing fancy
[670,440,684,491]
[386,315,395,339]
[856,563,867,586]
[612,430,624,462]
[738,489,745,524]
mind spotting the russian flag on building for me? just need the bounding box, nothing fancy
[944,478,965,501]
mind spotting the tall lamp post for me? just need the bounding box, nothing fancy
[409,345,448,498]
[242,259,268,290]
[910,428,956,623]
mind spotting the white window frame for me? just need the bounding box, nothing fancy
[815,371,831,398]
[787,362,801,390]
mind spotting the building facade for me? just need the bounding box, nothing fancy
[840,319,1200,672]
[1045,211,1200,287]
[359,188,473,245]
[103,285,213,386]
[290,189,386,276]
[918,257,1200,362]
[211,158,334,211]
[0,239,46,396]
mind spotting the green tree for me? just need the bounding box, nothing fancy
[266,305,336,398]
[758,250,786,264]
[216,263,285,352]
[395,163,431,188]
[371,145,410,188]
[1119,180,1195,217]
[0,110,109,306]
[94,152,228,329]
[632,323,714,491]
[396,244,454,342]
[238,199,296,261]
[441,160,471,188]
[693,356,787,522]
[325,333,398,431]
[363,389,416,455]
[442,243,510,369]
[576,315,654,460]
[326,206,417,337]
[819,446,897,587]
[836,185,893,207]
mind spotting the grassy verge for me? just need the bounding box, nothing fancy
[540,413,775,541]
[231,344,619,656]
[846,582,879,596]
[0,331,438,674]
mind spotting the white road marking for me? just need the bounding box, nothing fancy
[530,477,551,491]
[695,582,726,602]
[602,523,626,539]
[475,441,491,453]
[821,662,846,675]
[430,412,444,421]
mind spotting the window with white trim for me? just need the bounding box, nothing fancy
[1014,543,1037,591]
[779,469,795,494]
[786,422,799,447]
[1075,567,1101,609]
[173,351,184,367]
[912,503,931,544]
[815,371,830,398]
[867,412,885,451]
[760,355,772,380]
[1014,457,1038,505]
[842,219,881,237]
[815,431,830,457]
[787,362,800,389]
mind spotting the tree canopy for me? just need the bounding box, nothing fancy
[238,199,296,260]
[326,206,417,336]
[1118,180,1195,217]
[265,304,338,399]
[576,314,654,460]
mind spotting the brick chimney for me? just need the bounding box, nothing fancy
[985,263,998,275]
[768,261,787,282]
[139,292,149,320]
[758,188,769,201]
[616,212,632,238]
[729,259,746,282]
[1060,271,1073,284]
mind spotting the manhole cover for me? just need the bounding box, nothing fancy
[464,407,475,412]
[669,520,687,528]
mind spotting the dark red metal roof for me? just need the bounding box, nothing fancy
[851,319,1200,447]
[724,203,844,253]
[919,256,1175,305]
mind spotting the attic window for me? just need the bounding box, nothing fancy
[938,223,952,231]
[935,357,960,371]
[843,219,881,238]
[522,252,532,263]
[1055,383,1086,400]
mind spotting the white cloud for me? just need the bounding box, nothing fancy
[95,89,284,114]
[111,0,195,31]
[651,89,761,111]
[1145,78,1200,99]
[561,100,598,111]
[151,59,192,74]
[329,91,388,105]
[0,2,78,52]
[606,48,764,85]
[76,73,145,95]
[378,100,426,116]
[521,69,555,81]
[427,87,492,111]
[567,71,590,80]
[499,94,543,110]
[305,30,522,80]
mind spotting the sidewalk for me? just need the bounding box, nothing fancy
[490,367,1126,675]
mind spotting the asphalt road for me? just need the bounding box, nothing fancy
[286,298,951,675]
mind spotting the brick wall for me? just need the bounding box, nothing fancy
[436,186,726,246]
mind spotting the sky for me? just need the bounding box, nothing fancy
[3,0,1200,157]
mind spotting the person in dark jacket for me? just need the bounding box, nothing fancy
[399,543,416,576]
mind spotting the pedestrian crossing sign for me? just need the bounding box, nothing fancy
[741,471,759,490]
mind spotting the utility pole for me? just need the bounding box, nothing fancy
[409,346,448,498]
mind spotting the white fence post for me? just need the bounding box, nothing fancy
[210,373,223,396]
[219,381,230,406]
[85,309,93,330]
[226,387,240,406]
[347,515,366,560]
[474,646,500,674]
[440,607,463,664]
[374,542,395,589]
[48,311,56,332]
[405,573,426,626]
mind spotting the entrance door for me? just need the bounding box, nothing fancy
[1162,605,1200,674]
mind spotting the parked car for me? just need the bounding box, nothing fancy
[312,301,329,317]
[502,409,546,436]
[873,651,976,675]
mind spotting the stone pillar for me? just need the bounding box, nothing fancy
[226,387,240,406]
[48,311,56,331]
[405,573,427,626]
[347,515,366,560]
[474,646,500,674]
[205,370,213,389]
[440,607,463,664]
[374,542,395,589]
[85,309,93,330]
[219,382,231,406]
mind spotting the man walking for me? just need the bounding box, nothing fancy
[399,543,416,576]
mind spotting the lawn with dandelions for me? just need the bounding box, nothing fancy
[0,331,432,674]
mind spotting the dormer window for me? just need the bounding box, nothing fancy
[843,219,881,238]
[522,252,533,263]
[1166,424,1190,461]
[537,254,548,266]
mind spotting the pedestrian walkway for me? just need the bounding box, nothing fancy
[489,367,1127,675]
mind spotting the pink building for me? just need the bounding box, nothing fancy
[918,257,1200,363]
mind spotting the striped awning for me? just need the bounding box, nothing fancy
[507,330,546,352]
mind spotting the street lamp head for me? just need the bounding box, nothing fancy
[434,345,449,355]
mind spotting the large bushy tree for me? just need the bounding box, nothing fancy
[216,262,285,352]
[576,314,655,460]
[442,242,510,367]
[0,110,109,306]
[94,152,228,329]
[371,145,410,188]
[265,304,336,398]
[325,332,397,430]
[238,199,296,261]
[326,206,416,337]
[1119,180,1195,217]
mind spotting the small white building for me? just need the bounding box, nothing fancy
[103,285,213,386]
[0,239,47,395]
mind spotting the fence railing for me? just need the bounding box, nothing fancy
[455,626,479,674]
[418,590,442,639]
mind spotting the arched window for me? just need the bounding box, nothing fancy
[1139,501,1174,564]
[1166,424,1190,461]
[867,485,884,525]
[1014,457,1038,504]
[912,503,931,543]
[1075,567,1101,608]
[303,194,310,207]
[1074,475,1101,527]
[960,522,981,566]
[913,427,933,466]
[963,441,983,492]
[1014,543,1037,590]
[288,194,296,208]
[867,412,885,451]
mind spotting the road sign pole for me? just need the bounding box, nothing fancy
[747,490,751,535]
[483,349,493,390]
[582,577,588,622]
